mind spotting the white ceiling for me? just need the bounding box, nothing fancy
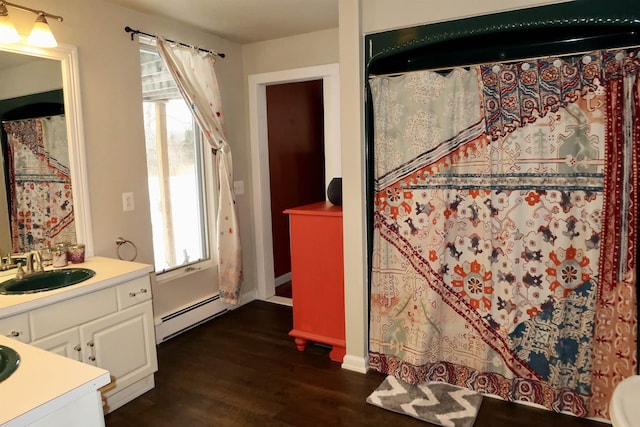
[105,0,340,44]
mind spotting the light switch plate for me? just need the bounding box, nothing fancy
[233,180,244,195]
[122,192,134,211]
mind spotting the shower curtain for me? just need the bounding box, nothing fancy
[368,48,638,419]
[3,114,74,253]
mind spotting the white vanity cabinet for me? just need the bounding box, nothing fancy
[0,257,158,415]
[28,274,157,413]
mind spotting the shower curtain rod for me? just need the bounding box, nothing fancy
[368,42,640,78]
[1,114,62,123]
[368,31,640,78]
[124,26,226,58]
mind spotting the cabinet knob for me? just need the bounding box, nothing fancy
[129,288,148,297]
[74,345,81,352]
[87,340,94,347]
[88,355,96,362]
[9,330,20,337]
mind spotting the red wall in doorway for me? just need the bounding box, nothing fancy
[266,80,325,279]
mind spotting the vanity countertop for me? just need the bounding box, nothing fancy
[0,256,153,319]
[0,334,110,426]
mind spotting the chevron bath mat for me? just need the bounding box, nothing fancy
[366,376,482,427]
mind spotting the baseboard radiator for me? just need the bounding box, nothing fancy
[154,295,228,344]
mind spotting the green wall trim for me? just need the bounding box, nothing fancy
[366,0,640,74]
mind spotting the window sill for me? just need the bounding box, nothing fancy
[155,259,217,284]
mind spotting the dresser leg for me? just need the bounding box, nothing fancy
[294,337,307,352]
[329,345,346,363]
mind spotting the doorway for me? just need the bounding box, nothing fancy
[248,63,341,302]
[266,80,326,299]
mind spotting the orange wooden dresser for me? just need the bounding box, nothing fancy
[284,201,345,363]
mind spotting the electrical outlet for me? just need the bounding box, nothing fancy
[122,192,135,211]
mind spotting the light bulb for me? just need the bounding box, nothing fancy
[27,14,57,48]
[0,6,19,44]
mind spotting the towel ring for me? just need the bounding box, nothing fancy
[115,237,138,261]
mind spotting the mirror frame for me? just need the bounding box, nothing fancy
[0,41,93,257]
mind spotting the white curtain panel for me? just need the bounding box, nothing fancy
[157,38,243,304]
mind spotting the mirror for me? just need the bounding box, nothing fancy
[0,42,92,258]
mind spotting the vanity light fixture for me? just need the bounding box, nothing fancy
[0,3,19,44]
[26,12,57,47]
[0,1,62,47]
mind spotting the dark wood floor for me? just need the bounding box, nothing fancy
[105,301,607,427]
[275,281,292,298]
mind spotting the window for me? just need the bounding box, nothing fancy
[139,44,215,275]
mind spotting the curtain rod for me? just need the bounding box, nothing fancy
[368,29,640,78]
[368,42,640,78]
[124,26,225,58]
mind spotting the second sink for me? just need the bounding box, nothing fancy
[0,268,96,295]
[0,345,20,382]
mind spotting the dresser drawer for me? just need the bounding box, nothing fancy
[30,287,118,340]
[116,275,152,310]
[0,313,30,343]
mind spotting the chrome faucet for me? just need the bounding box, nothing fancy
[24,251,43,274]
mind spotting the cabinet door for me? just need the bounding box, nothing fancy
[79,300,157,394]
[30,328,82,361]
[0,313,30,343]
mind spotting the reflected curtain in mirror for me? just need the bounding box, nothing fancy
[3,114,74,252]
[368,48,638,420]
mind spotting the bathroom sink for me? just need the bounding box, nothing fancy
[0,268,95,295]
[0,345,19,382]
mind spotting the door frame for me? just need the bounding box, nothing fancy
[248,63,341,300]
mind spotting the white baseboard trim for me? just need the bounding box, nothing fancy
[154,295,229,343]
[266,295,292,306]
[275,272,292,287]
[238,288,258,307]
[154,288,259,343]
[103,374,155,414]
[341,354,368,374]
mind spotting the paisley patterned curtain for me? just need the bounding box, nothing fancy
[368,48,639,419]
[3,115,74,253]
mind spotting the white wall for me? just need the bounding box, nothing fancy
[0,1,338,329]
[0,58,62,99]
[242,28,339,76]
[362,0,572,34]
[2,0,247,318]
[240,28,339,302]
[338,0,572,371]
